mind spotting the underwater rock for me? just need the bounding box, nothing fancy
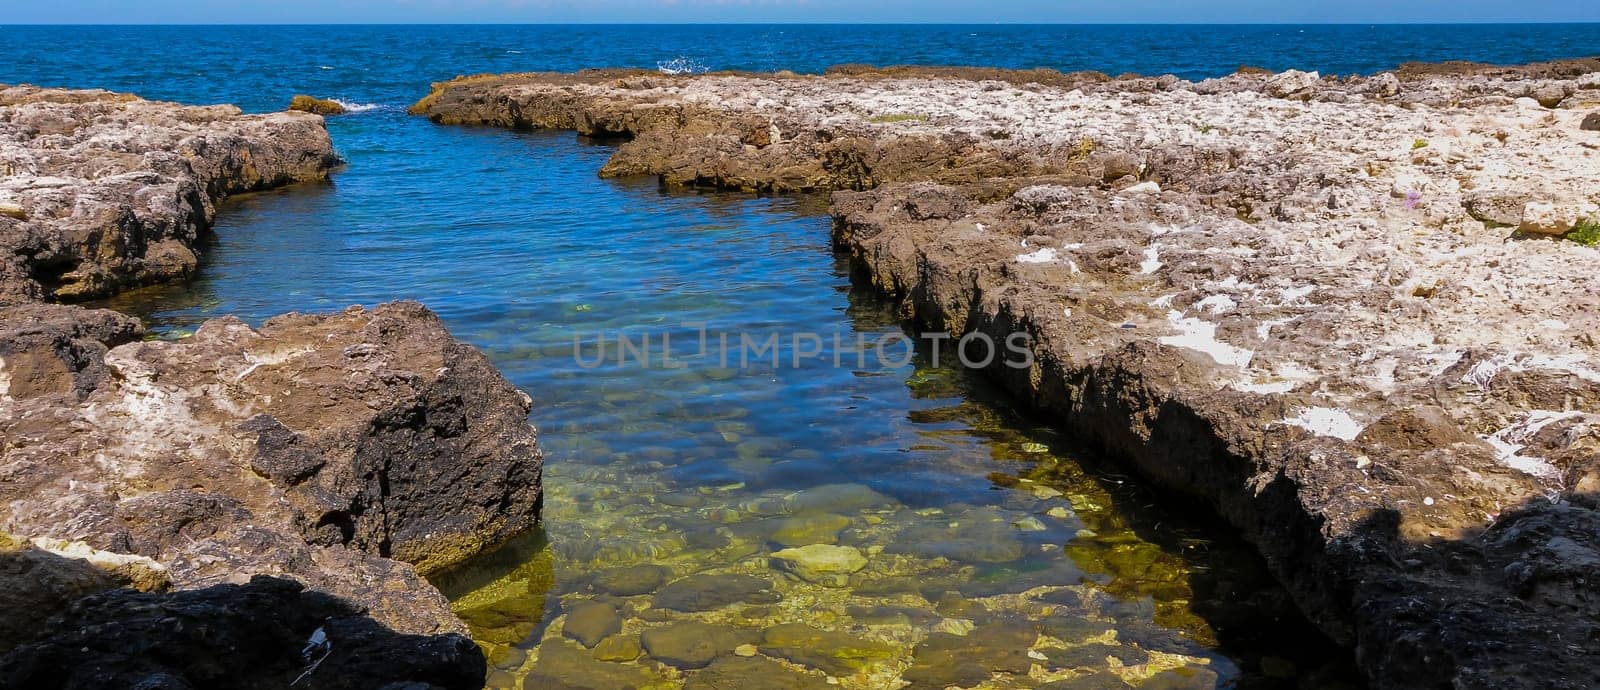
[640,622,758,669]
[902,619,1037,689]
[652,573,782,612]
[758,623,895,676]
[769,544,868,586]
[562,601,622,648]
[590,564,670,596]
[524,638,658,689]
[769,512,853,547]
[592,634,642,662]
[684,656,833,690]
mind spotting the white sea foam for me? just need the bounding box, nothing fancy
[658,57,710,75]
[331,99,383,114]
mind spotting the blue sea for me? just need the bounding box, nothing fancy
[6,24,1598,688]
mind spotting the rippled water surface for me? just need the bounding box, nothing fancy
[14,23,1597,689]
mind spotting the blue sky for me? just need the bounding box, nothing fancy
[8,0,1600,24]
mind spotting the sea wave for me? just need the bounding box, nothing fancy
[331,99,384,113]
[656,57,709,75]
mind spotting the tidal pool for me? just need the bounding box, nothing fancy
[104,114,1345,689]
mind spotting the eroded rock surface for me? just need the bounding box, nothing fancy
[415,62,1600,689]
[2,88,542,688]
[0,85,340,302]
[1,302,542,635]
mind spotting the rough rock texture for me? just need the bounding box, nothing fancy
[0,85,340,303]
[0,575,487,690]
[415,61,1600,689]
[1,302,542,634]
[289,94,348,116]
[1,87,543,688]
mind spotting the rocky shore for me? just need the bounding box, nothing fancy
[1,86,543,688]
[413,61,1600,688]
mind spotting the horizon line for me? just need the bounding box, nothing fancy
[7,21,1600,27]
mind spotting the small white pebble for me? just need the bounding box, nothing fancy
[1424,496,1435,506]
[1355,455,1372,469]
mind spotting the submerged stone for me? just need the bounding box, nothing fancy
[1039,673,1134,689]
[524,638,658,690]
[652,574,781,612]
[591,564,670,597]
[562,601,622,648]
[759,623,895,676]
[1041,643,1148,670]
[904,619,1038,687]
[683,655,833,690]
[770,544,868,587]
[640,621,758,669]
[769,513,852,547]
[787,483,891,513]
[592,633,642,662]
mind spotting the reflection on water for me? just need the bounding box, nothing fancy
[106,115,1345,688]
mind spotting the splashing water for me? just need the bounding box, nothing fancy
[657,56,710,75]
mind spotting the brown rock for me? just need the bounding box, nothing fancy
[288,94,347,115]
[0,302,542,635]
[0,85,340,302]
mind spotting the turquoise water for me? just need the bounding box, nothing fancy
[17,23,1598,688]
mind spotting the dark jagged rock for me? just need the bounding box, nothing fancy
[0,575,486,690]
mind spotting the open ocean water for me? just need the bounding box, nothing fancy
[6,24,1599,689]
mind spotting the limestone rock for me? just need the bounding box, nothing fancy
[0,85,340,302]
[1519,200,1598,235]
[1264,69,1320,98]
[770,544,868,587]
[1464,190,1530,227]
[412,62,1600,688]
[0,302,542,636]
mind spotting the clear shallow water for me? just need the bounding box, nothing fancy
[15,23,1597,689]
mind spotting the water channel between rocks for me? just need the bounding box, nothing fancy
[102,116,1348,689]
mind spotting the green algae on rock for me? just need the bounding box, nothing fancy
[287,93,347,115]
